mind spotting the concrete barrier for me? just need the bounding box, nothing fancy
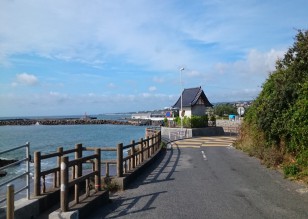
[161,126,225,140]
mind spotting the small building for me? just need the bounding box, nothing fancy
[131,113,152,120]
[173,86,213,117]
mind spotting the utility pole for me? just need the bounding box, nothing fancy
[180,67,184,131]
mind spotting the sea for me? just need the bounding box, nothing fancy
[0,114,148,203]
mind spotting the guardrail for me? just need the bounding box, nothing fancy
[0,143,31,204]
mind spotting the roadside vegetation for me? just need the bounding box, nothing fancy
[213,103,237,118]
[235,30,308,183]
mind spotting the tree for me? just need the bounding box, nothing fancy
[238,30,308,177]
[213,104,237,117]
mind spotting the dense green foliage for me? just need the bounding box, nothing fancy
[237,30,308,181]
[213,104,237,117]
[174,115,208,128]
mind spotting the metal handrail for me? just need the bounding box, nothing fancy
[0,142,30,204]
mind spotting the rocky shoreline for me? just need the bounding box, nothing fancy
[0,158,18,177]
[0,118,147,126]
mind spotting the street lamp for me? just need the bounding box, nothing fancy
[180,67,184,131]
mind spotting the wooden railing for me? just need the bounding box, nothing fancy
[60,149,101,212]
[33,128,161,212]
[117,130,161,177]
[34,144,80,196]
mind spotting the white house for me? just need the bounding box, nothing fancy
[173,86,213,117]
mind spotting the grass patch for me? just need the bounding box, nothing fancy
[101,177,120,193]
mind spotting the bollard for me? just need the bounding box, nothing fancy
[6,184,14,219]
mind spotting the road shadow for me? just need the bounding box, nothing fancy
[89,145,182,218]
[128,145,181,188]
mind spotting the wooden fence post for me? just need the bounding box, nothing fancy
[34,151,41,196]
[154,134,157,152]
[140,138,144,163]
[95,148,101,191]
[55,147,63,188]
[148,136,154,155]
[60,156,69,212]
[117,143,123,177]
[158,132,161,148]
[74,144,82,204]
[75,143,83,178]
[6,184,14,219]
[146,136,150,158]
[131,140,135,169]
[105,162,109,177]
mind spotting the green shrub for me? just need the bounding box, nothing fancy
[238,30,308,182]
[296,150,308,166]
[283,164,300,177]
[163,117,168,127]
[191,115,208,128]
[173,115,208,128]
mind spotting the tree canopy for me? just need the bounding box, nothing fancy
[213,103,237,117]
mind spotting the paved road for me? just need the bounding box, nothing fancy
[89,137,308,219]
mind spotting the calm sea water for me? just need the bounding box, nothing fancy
[0,115,148,202]
[0,124,146,154]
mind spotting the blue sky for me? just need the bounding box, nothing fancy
[1,0,308,117]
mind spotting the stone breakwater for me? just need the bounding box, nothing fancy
[0,119,134,126]
[0,158,18,177]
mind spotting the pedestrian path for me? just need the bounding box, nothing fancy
[171,136,236,148]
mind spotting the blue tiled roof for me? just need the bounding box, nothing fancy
[173,86,213,108]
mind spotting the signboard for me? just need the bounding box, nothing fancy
[165,111,172,117]
[237,107,245,116]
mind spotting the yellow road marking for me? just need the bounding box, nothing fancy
[171,136,237,148]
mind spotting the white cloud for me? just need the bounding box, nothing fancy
[149,86,157,92]
[108,83,116,88]
[185,70,201,78]
[153,76,164,83]
[214,49,284,77]
[13,73,38,86]
[49,91,60,96]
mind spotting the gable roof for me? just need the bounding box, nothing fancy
[173,86,213,108]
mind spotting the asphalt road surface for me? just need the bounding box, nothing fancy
[89,138,308,219]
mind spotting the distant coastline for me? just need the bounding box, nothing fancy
[0,118,135,126]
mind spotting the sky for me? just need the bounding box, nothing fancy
[1,0,308,117]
